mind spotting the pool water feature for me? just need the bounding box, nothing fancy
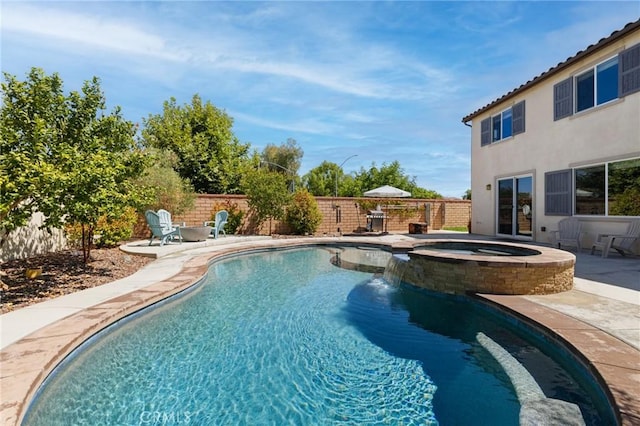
[382,253,410,286]
[24,247,613,425]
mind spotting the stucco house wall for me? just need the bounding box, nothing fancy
[465,20,640,253]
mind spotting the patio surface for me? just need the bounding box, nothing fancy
[1,231,638,425]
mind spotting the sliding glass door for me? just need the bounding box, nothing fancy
[497,176,533,238]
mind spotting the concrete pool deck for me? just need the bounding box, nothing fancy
[1,232,638,424]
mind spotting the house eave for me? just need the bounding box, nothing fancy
[461,19,640,125]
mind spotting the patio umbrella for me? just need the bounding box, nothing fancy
[363,185,411,198]
[363,185,411,232]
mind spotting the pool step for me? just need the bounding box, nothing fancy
[520,398,585,426]
[476,332,585,426]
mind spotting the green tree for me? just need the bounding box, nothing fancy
[409,186,442,199]
[303,161,359,197]
[261,138,303,174]
[353,161,442,198]
[462,189,472,200]
[242,169,291,234]
[261,138,303,192]
[303,161,341,196]
[57,80,148,261]
[134,148,196,214]
[1,68,148,261]
[285,189,322,235]
[141,95,251,194]
[1,68,68,237]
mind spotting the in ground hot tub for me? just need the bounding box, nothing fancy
[398,240,575,295]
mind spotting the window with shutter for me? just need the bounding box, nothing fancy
[480,118,491,146]
[512,100,525,135]
[619,42,640,97]
[553,78,573,120]
[545,169,572,216]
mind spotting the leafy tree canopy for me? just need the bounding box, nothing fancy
[141,94,252,194]
[133,148,196,215]
[303,161,344,197]
[353,161,442,199]
[303,160,441,198]
[260,138,303,193]
[0,68,148,260]
[261,137,303,175]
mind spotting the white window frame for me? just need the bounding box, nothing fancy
[574,55,619,113]
[491,107,513,143]
[573,157,640,217]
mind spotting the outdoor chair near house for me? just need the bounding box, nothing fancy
[145,210,182,246]
[550,217,584,252]
[591,219,640,258]
[204,210,228,239]
[157,209,185,229]
[157,208,184,243]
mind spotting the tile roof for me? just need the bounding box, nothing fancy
[462,19,640,124]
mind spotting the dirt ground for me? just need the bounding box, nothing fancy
[1,247,152,314]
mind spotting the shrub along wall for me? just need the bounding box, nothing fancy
[159,194,470,236]
[3,195,470,260]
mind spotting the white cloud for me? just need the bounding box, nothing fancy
[2,2,456,101]
[2,4,187,62]
[230,111,339,136]
[3,0,634,199]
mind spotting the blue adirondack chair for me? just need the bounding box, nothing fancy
[203,210,228,239]
[145,210,182,246]
[157,209,185,229]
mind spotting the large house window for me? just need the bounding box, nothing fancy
[547,158,640,216]
[574,158,640,216]
[575,57,619,113]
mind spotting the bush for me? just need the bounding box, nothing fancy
[209,200,244,235]
[66,206,139,248]
[136,149,196,215]
[285,190,322,235]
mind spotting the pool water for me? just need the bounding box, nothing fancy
[24,247,612,425]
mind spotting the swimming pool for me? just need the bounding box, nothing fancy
[24,247,613,425]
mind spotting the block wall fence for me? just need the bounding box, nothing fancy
[139,194,471,236]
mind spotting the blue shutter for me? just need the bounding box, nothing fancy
[553,78,573,121]
[480,118,491,146]
[545,169,572,216]
[619,42,640,97]
[512,101,525,135]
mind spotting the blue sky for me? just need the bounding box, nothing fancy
[2,1,638,197]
